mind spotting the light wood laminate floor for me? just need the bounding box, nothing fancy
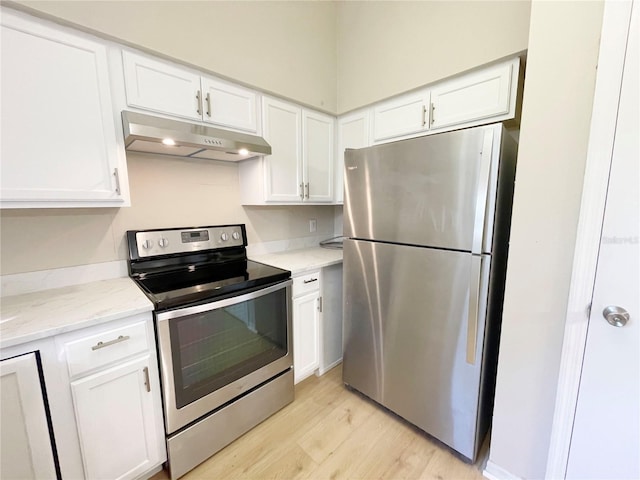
[153,365,488,480]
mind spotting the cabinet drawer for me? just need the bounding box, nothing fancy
[64,321,149,378]
[292,271,321,297]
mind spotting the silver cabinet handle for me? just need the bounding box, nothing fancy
[143,366,151,393]
[196,90,202,115]
[603,306,630,327]
[431,104,436,125]
[422,105,427,127]
[304,183,310,199]
[206,92,211,117]
[303,278,318,284]
[91,335,130,351]
[317,296,323,312]
[113,168,121,195]
[299,183,304,200]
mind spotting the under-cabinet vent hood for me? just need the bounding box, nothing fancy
[122,111,271,161]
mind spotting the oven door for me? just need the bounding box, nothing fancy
[156,280,292,434]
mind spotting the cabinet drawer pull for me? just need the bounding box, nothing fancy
[431,104,436,125]
[304,183,309,199]
[303,278,318,284]
[196,90,202,115]
[206,92,211,117]
[143,366,151,393]
[422,105,427,127]
[299,183,304,200]
[91,335,130,351]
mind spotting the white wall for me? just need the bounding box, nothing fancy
[13,0,338,113]
[0,154,336,275]
[488,1,604,478]
[336,0,531,113]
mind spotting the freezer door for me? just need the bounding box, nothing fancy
[342,239,490,460]
[344,124,498,253]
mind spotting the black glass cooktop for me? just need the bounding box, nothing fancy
[134,259,290,310]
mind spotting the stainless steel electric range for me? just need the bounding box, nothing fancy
[127,224,293,479]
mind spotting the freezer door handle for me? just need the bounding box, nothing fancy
[471,130,494,254]
[467,255,483,364]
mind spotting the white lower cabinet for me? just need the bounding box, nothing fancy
[60,313,166,480]
[292,271,321,383]
[0,313,166,480]
[0,353,57,480]
[291,266,344,383]
[71,356,162,480]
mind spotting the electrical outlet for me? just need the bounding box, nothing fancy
[309,219,317,233]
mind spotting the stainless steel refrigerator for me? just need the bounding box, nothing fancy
[342,123,517,462]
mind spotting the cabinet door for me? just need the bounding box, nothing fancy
[303,110,334,202]
[263,97,303,202]
[430,61,514,130]
[337,111,370,204]
[71,356,163,480]
[1,353,57,480]
[122,50,202,121]
[293,292,320,384]
[201,77,258,133]
[372,91,428,142]
[1,11,123,205]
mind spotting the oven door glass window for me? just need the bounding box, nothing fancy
[169,287,288,409]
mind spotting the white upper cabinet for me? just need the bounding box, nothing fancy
[368,57,521,145]
[430,60,517,130]
[122,51,202,121]
[239,96,334,205]
[201,77,258,132]
[0,9,128,208]
[303,110,334,202]
[263,97,303,202]
[372,91,429,142]
[122,51,259,133]
[336,110,371,204]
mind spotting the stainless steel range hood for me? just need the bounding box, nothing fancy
[122,111,271,161]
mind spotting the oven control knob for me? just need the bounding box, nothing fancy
[220,232,229,242]
[232,231,240,240]
[141,239,153,249]
[158,238,169,248]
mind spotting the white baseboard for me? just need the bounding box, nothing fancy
[318,358,342,376]
[483,460,523,480]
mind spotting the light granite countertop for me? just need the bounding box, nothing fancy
[0,277,152,349]
[251,246,343,275]
[0,247,342,350]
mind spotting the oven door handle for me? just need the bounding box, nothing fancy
[155,279,292,322]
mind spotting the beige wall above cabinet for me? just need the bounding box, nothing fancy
[0,8,130,209]
[122,51,259,134]
[239,96,334,205]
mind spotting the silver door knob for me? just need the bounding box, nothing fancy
[602,306,630,327]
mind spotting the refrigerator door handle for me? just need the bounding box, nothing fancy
[467,254,484,365]
[471,130,495,254]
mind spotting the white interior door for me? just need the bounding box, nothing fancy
[566,2,639,478]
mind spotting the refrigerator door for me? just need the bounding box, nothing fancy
[344,125,497,253]
[342,239,490,460]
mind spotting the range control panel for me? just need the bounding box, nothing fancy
[133,225,245,258]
